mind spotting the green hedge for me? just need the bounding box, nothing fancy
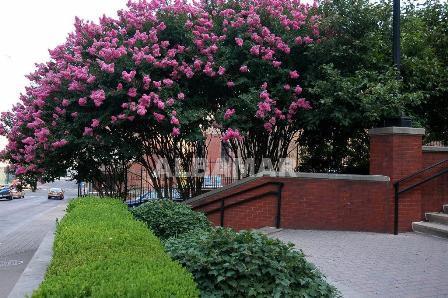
[33,197,199,297]
[165,228,339,298]
[131,199,211,240]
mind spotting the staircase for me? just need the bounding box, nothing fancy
[412,204,448,238]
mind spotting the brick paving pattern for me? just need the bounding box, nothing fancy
[273,229,448,298]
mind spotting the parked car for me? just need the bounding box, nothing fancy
[202,176,223,189]
[48,188,64,200]
[127,189,182,207]
[11,189,25,199]
[0,185,12,200]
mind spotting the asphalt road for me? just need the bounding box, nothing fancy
[0,180,77,298]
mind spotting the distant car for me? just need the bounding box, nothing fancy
[11,189,25,199]
[0,185,12,200]
[48,188,64,200]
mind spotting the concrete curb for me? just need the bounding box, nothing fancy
[7,229,55,298]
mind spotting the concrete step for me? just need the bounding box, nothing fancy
[412,221,448,239]
[444,205,448,214]
[426,212,448,225]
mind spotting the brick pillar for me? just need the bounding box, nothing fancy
[368,127,425,232]
[369,127,425,181]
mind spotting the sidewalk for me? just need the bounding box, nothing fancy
[7,230,56,298]
[272,229,448,298]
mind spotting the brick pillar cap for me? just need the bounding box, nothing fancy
[368,127,425,136]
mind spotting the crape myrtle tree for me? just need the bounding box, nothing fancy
[211,0,320,175]
[0,0,319,198]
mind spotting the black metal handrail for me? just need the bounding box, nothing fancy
[396,158,448,184]
[393,159,448,235]
[192,181,284,229]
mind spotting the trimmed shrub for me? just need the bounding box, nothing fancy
[33,197,199,297]
[131,199,211,240]
[164,228,339,298]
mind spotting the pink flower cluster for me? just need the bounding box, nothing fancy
[222,128,243,142]
[90,90,106,107]
[224,108,235,120]
[0,0,319,176]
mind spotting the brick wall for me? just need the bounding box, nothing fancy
[420,148,448,218]
[191,174,393,232]
[190,128,448,234]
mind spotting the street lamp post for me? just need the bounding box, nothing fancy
[393,0,401,71]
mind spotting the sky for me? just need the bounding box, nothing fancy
[0,0,128,149]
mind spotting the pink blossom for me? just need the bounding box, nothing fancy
[166,98,175,106]
[177,92,185,100]
[272,61,282,68]
[83,127,93,136]
[91,119,100,128]
[15,166,27,175]
[283,84,291,90]
[153,112,165,122]
[127,88,137,97]
[297,98,311,109]
[226,81,235,88]
[235,37,244,47]
[78,97,87,106]
[88,75,97,84]
[250,45,260,56]
[218,66,226,76]
[97,59,115,73]
[143,75,151,85]
[163,78,174,87]
[117,83,123,90]
[52,139,68,149]
[239,65,249,73]
[170,116,179,126]
[62,99,70,107]
[22,137,35,145]
[264,122,273,132]
[161,40,170,48]
[156,100,165,109]
[294,85,303,95]
[122,70,136,82]
[304,36,313,44]
[153,81,162,88]
[290,71,300,79]
[222,128,243,142]
[224,108,235,120]
[90,90,106,107]
[172,127,180,137]
[137,107,147,116]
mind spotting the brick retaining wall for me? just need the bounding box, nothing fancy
[190,127,448,234]
[191,173,393,232]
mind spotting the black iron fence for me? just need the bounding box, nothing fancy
[78,169,241,208]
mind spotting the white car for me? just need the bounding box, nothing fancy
[11,189,25,199]
[48,188,64,200]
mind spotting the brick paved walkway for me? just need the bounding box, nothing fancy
[272,229,448,298]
